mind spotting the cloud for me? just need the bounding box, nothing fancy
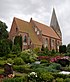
[0,0,70,45]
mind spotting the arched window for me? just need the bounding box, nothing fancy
[35,28,37,32]
[51,39,54,47]
[23,35,27,43]
[37,31,40,35]
[44,38,48,48]
[16,27,18,32]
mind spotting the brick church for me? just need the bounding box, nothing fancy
[9,8,62,51]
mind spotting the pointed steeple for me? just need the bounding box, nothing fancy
[50,8,62,39]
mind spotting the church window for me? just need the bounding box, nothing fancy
[37,31,39,35]
[44,38,48,48]
[35,28,37,32]
[16,27,18,32]
[23,35,27,43]
[51,39,54,47]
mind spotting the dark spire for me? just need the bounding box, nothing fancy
[50,8,62,38]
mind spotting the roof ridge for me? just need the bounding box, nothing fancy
[32,20,50,28]
[14,17,29,23]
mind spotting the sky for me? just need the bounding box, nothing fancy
[0,0,70,45]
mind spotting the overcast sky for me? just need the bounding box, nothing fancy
[0,0,70,45]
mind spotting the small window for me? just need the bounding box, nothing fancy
[16,27,18,32]
[23,35,27,43]
[51,39,54,47]
[37,31,39,35]
[44,38,48,48]
[35,28,37,32]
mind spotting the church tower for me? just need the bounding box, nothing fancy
[50,8,62,39]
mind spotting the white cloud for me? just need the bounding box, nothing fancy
[0,0,70,45]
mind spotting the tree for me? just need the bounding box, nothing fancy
[67,43,70,53]
[59,45,66,53]
[0,39,10,57]
[14,36,22,50]
[0,21,8,39]
[0,20,10,57]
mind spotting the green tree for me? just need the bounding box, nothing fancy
[12,44,21,55]
[59,45,66,53]
[67,43,70,53]
[0,21,8,39]
[0,39,10,57]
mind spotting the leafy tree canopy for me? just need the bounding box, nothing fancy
[0,20,8,40]
[67,43,70,53]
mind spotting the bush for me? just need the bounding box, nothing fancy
[56,78,64,82]
[14,57,25,65]
[40,59,49,63]
[64,78,70,82]
[7,58,13,64]
[46,63,61,72]
[0,60,6,67]
[13,64,31,73]
[33,47,40,53]
[59,45,66,53]
[3,76,27,82]
[0,69,4,74]
[38,72,54,81]
[20,50,37,63]
[67,44,70,53]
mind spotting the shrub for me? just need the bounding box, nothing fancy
[33,47,40,53]
[43,63,61,73]
[7,58,13,64]
[40,59,49,63]
[13,64,31,73]
[0,69,4,74]
[14,57,25,65]
[67,43,70,53]
[0,60,6,67]
[12,44,21,54]
[38,72,54,81]
[64,78,70,82]
[3,76,27,82]
[59,45,66,53]
[20,50,37,63]
[56,78,64,82]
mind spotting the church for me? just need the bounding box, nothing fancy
[9,8,62,51]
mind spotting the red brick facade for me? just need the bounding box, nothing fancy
[9,17,62,51]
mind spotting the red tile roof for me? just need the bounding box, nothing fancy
[33,20,60,40]
[14,17,42,46]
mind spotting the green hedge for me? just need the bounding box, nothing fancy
[13,64,32,73]
[3,76,27,82]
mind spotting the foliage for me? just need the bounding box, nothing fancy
[14,57,25,65]
[28,72,37,82]
[12,44,21,55]
[52,73,70,79]
[67,43,70,53]
[40,59,49,64]
[46,63,61,72]
[59,45,66,53]
[0,39,10,57]
[6,53,17,59]
[38,72,54,82]
[33,47,40,54]
[0,60,6,67]
[0,20,8,40]
[20,50,37,63]
[13,64,31,73]
[3,76,27,82]
[0,69,4,74]
[7,58,13,64]
[64,78,70,82]
[56,78,64,82]
[14,36,22,50]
